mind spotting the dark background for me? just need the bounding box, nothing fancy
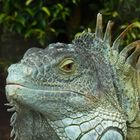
[0,0,140,139]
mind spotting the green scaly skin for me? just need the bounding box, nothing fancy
[5,13,140,140]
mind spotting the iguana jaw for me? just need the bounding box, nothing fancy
[6,84,89,119]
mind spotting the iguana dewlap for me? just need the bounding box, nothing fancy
[6,13,140,140]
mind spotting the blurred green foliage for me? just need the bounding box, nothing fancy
[0,0,140,46]
[0,0,80,45]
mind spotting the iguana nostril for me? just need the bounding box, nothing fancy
[100,129,123,140]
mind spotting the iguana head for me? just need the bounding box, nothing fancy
[6,13,140,140]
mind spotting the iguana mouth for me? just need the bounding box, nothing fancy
[7,83,25,87]
[6,82,84,96]
[6,84,87,108]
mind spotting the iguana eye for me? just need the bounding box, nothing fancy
[59,58,76,74]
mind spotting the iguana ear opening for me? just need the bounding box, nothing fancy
[95,13,103,39]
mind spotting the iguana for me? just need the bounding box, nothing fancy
[5,13,140,140]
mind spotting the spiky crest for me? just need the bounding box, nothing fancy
[73,13,134,52]
[103,21,114,45]
[112,24,134,51]
[95,13,103,39]
[73,13,113,48]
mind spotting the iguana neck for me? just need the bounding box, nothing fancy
[11,106,127,140]
[47,107,127,140]
[11,107,60,140]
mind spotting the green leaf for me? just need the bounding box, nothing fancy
[49,28,56,33]
[112,11,118,17]
[25,28,45,39]
[16,24,22,33]
[131,32,136,39]
[72,0,80,4]
[31,20,37,26]
[16,15,26,26]
[25,0,33,6]
[34,29,45,37]
[39,38,45,46]
[133,21,140,28]
[40,19,46,29]
[5,16,15,21]
[25,29,33,38]
[42,7,51,16]
[25,8,34,16]
[57,3,63,10]
[0,13,6,23]
[62,8,70,20]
